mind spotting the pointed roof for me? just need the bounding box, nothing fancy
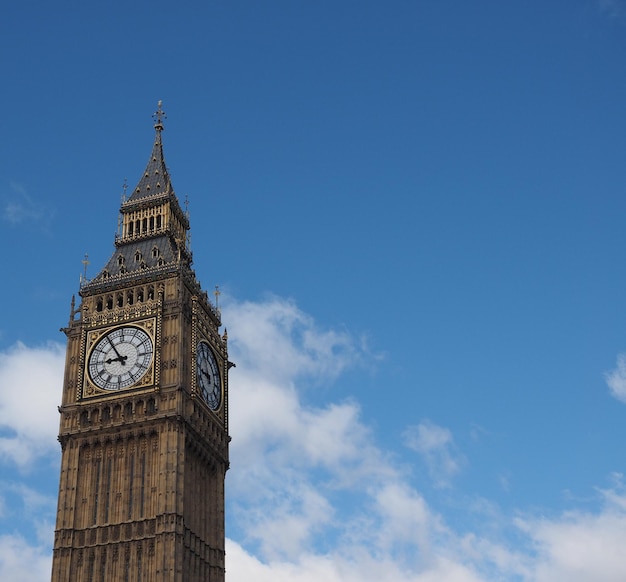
[128,101,173,202]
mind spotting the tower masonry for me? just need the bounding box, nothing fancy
[51,103,231,582]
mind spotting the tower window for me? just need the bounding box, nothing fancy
[106,295,113,310]
[135,250,142,262]
[128,222,134,236]
[116,293,123,308]
[127,290,134,305]
[117,255,125,267]
[137,288,144,303]
[96,298,103,312]
[147,285,155,301]
[151,246,159,258]
[156,215,162,229]
[149,216,154,231]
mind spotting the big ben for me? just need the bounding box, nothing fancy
[51,103,230,582]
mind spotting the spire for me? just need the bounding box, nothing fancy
[127,100,173,202]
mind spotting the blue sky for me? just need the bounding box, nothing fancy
[2,1,626,580]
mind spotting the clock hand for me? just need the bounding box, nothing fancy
[105,355,128,365]
[107,337,127,365]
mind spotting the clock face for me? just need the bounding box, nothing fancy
[88,326,153,391]
[196,341,221,410]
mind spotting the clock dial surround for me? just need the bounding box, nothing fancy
[196,340,221,410]
[88,325,154,391]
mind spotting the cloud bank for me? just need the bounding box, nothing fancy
[1,296,626,580]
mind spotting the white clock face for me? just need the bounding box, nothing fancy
[88,326,153,390]
[196,341,221,410]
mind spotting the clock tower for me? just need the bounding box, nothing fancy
[51,103,230,582]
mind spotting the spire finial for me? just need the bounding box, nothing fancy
[214,285,221,312]
[153,100,166,132]
[80,253,90,286]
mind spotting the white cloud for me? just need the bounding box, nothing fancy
[224,296,361,386]
[226,536,486,582]
[0,534,51,582]
[0,342,65,468]
[2,183,49,226]
[403,420,465,487]
[604,353,626,403]
[515,488,626,582]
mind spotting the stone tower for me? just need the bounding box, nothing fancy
[51,103,230,582]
